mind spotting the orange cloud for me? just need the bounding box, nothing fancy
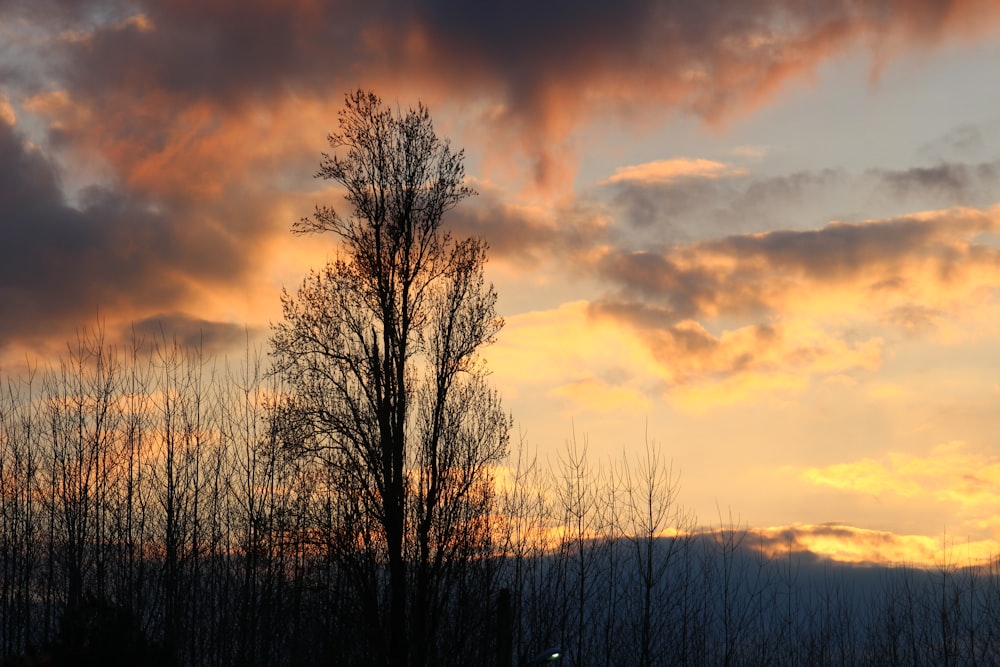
[25,87,336,202]
[484,205,1000,414]
[600,158,744,186]
[752,523,998,566]
[593,206,1000,383]
[489,296,886,415]
[0,97,14,127]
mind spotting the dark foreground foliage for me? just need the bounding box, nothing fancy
[2,334,1000,666]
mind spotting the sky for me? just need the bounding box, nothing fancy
[3,0,1000,566]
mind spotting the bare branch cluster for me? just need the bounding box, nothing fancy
[272,89,507,667]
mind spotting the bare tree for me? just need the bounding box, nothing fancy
[622,438,688,667]
[270,89,509,667]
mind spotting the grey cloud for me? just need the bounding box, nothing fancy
[18,0,994,156]
[592,211,998,336]
[0,120,265,351]
[918,124,989,161]
[127,313,258,354]
[706,212,997,287]
[707,218,939,281]
[447,186,608,266]
[603,158,1000,250]
[606,168,851,242]
[871,160,1000,207]
[596,253,728,321]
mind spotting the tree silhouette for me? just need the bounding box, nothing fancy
[270,89,509,667]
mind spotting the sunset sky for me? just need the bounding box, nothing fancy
[3,0,1000,565]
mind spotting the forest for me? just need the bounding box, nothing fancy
[2,330,1000,666]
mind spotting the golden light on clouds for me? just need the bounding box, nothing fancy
[804,441,1000,507]
[754,524,999,566]
[800,442,1000,560]
[580,205,1000,416]
[0,97,14,127]
[601,158,744,185]
[803,459,923,498]
[490,199,1000,418]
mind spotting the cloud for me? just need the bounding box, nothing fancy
[0,118,273,356]
[750,523,995,566]
[803,459,923,498]
[600,158,742,186]
[579,206,1000,405]
[731,145,769,160]
[601,155,1000,245]
[8,0,999,191]
[403,0,1000,125]
[489,300,882,415]
[600,165,855,245]
[484,203,1000,411]
[0,97,14,126]
[596,207,999,323]
[793,442,1000,564]
[127,312,257,355]
[802,441,1000,514]
[447,182,611,267]
[918,123,991,161]
[871,160,1000,206]
[4,0,1000,381]
[22,86,326,203]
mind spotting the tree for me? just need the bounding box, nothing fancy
[270,89,510,667]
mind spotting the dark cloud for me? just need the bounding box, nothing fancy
[62,1,368,106]
[595,252,768,323]
[409,0,998,124]
[610,178,733,239]
[0,119,266,352]
[592,210,998,335]
[706,218,941,281]
[127,313,256,354]
[872,160,1000,206]
[606,168,851,242]
[603,158,1000,247]
[736,169,850,221]
[447,185,608,266]
[13,0,995,185]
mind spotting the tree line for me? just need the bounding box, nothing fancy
[4,89,1000,666]
[2,343,1000,666]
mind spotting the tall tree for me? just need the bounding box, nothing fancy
[270,89,509,667]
